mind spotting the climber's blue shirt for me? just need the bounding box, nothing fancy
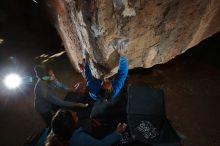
[84,56,128,101]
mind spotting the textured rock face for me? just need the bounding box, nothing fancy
[46,0,220,78]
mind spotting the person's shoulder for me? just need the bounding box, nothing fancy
[73,127,83,134]
[70,127,84,141]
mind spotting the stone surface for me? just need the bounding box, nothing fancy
[46,0,220,78]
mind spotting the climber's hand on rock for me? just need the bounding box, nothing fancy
[114,39,128,56]
[78,63,84,72]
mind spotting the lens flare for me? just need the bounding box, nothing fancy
[3,73,22,89]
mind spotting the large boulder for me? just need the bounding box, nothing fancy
[46,0,220,78]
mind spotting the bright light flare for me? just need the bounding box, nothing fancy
[3,73,22,89]
[0,38,3,44]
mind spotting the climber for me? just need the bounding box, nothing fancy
[79,46,128,102]
[78,42,128,124]
[34,65,88,127]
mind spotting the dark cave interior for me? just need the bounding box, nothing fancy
[0,0,220,146]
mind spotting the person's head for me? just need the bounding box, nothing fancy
[99,79,113,101]
[34,65,54,81]
[51,109,78,141]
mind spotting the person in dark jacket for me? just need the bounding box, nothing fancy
[34,65,88,126]
[45,109,127,146]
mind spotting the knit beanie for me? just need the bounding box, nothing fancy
[34,65,48,79]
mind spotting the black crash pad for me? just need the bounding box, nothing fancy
[127,84,181,145]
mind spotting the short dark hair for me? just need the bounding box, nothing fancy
[51,109,76,140]
[99,87,113,101]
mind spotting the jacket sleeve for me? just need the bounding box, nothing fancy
[84,62,102,100]
[45,90,74,107]
[71,130,122,146]
[50,79,70,91]
[111,56,128,100]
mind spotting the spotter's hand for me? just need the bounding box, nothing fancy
[116,123,127,133]
[73,102,89,108]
